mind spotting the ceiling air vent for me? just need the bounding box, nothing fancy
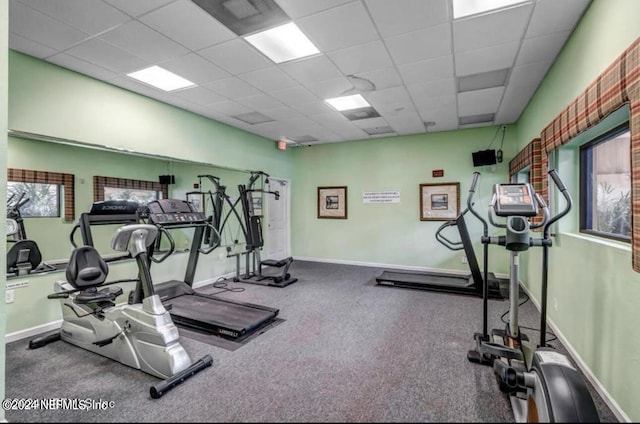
[457,69,509,93]
[363,126,395,136]
[192,0,289,36]
[341,107,381,121]
[458,113,495,126]
[232,111,275,124]
[289,135,318,143]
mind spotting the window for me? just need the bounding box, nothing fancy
[103,187,161,204]
[93,176,168,203]
[580,124,631,241]
[7,182,60,217]
[7,168,75,221]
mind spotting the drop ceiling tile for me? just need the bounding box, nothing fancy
[295,101,335,116]
[413,93,456,114]
[516,30,571,66]
[455,41,520,77]
[385,24,452,65]
[526,0,590,38]
[366,86,414,116]
[104,0,175,18]
[457,86,504,116]
[21,0,130,35]
[237,94,284,110]
[171,86,228,106]
[270,86,319,105]
[356,68,403,91]
[204,77,263,99]
[65,38,148,73]
[407,78,456,100]
[8,33,57,58]
[238,66,299,92]
[158,53,230,85]
[274,0,355,19]
[453,3,533,53]
[299,76,352,99]
[262,106,305,120]
[495,82,538,124]
[47,53,118,80]
[384,109,427,135]
[508,59,553,90]
[327,40,393,76]
[364,0,449,37]
[139,0,236,51]
[198,39,272,75]
[296,2,378,52]
[397,55,454,85]
[100,20,189,63]
[205,100,253,117]
[9,1,90,50]
[419,112,458,133]
[280,55,343,85]
[308,111,351,128]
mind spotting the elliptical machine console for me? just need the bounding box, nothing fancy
[467,170,600,422]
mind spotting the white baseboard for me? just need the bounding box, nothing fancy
[293,256,472,276]
[519,284,631,422]
[6,320,62,344]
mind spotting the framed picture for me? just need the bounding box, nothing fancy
[186,191,205,213]
[419,182,460,221]
[251,192,263,217]
[318,186,348,219]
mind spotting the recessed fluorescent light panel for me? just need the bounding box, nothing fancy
[325,94,371,112]
[127,66,196,91]
[458,68,509,93]
[453,0,530,19]
[245,22,319,63]
[192,0,290,36]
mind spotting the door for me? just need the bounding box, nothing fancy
[265,177,291,260]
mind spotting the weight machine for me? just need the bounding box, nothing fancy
[196,172,297,288]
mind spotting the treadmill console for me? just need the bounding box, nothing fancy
[147,199,207,226]
[493,183,537,217]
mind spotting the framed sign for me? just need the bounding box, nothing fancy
[318,186,348,219]
[419,182,459,221]
[186,191,205,213]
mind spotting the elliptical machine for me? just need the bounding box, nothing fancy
[467,170,600,422]
[29,224,213,399]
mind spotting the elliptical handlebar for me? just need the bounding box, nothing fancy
[467,172,489,237]
[544,169,573,237]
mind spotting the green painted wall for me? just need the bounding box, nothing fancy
[291,126,516,274]
[1,0,7,419]
[515,0,640,420]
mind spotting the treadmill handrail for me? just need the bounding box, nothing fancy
[150,227,175,263]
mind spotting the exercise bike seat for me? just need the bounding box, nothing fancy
[66,246,122,304]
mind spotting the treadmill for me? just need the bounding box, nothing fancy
[146,199,279,340]
[376,177,508,299]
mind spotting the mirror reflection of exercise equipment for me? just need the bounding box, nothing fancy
[467,170,600,422]
[197,171,297,288]
[6,192,55,276]
[29,223,212,399]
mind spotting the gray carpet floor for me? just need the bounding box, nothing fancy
[4,260,618,422]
